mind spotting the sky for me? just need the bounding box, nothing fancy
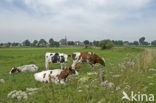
[0,0,156,42]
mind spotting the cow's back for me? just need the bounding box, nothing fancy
[34,69,63,83]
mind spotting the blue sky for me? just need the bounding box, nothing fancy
[0,0,156,42]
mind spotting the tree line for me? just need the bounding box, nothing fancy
[84,37,156,47]
[0,38,59,47]
[0,37,156,49]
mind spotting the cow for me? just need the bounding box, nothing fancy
[9,64,39,74]
[70,52,105,69]
[34,68,78,84]
[45,52,69,70]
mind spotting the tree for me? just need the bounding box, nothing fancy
[117,40,123,46]
[23,40,31,46]
[139,37,145,45]
[112,40,123,46]
[32,40,38,47]
[68,41,75,46]
[93,41,100,46]
[49,38,55,47]
[143,41,150,46]
[53,41,59,47]
[49,38,59,47]
[100,40,114,49]
[38,39,47,47]
[151,40,156,46]
[0,43,3,46]
[12,42,19,46]
[83,40,90,45]
[133,41,139,46]
[89,42,93,46]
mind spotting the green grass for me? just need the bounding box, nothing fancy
[0,47,156,103]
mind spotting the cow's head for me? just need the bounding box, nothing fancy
[60,56,65,63]
[9,67,20,74]
[68,67,79,76]
[96,57,105,66]
[58,67,78,80]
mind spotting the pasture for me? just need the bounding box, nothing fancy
[0,47,156,103]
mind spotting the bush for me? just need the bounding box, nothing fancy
[151,40,156,46]
[100,40,114,49]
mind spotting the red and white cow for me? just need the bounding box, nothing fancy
[9,64,39,74]
[34,68,78,84]
[70,52,105,69]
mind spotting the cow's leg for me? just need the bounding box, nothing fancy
[60,63,63,69]
[45,62,50,70]
[64,63,67,69]
[71,60,78,69]
[62,63,67,69]
[89,60,95,68]
[89,63,94,68]
[45,55,49,70]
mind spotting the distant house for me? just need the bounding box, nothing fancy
[123,41,129,46]
[74,41,84,46]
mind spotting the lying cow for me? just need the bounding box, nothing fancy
[9,64,39,74]
[71,52,105,69]
[34,68,78,84]
[45,52,69,70]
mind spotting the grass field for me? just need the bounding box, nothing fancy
[0,47,156,103]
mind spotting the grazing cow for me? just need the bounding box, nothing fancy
[34,68,78,84]
[45,53,69,70]
[71,52,105,69]
[9,64,39,74]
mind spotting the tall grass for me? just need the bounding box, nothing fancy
[136,49,155,72]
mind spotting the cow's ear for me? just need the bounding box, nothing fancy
[69,67,72,71]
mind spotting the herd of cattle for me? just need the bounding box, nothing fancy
[9,52,105,84]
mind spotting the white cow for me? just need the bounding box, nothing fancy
[9,64,39,74]
[45,52,69,70]
[34,68,78,84]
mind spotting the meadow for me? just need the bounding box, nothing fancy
[0,47,156,103]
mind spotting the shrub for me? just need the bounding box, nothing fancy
[100,40,114,49]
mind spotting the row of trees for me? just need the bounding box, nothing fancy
[0,37,156,49]
[82,37,156,47]
[0,38,59,47]
[82,37,156,49]
[23,38,59,47]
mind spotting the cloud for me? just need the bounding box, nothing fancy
[0,0,155,42]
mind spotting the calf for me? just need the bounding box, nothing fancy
[71,52,105,69]
[45,52,69,70]
[34,68,78,84]
[9,64,39,74]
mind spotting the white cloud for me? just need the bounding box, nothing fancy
[0,0,155,42]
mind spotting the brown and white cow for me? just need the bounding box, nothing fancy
[9,64,39,74]
[70,52,105,69]
[34,68,78,84]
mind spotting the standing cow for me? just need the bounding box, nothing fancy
[70,52,105,69]
[45,52,69,70]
